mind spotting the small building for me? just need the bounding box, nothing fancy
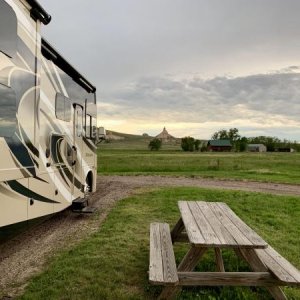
[207,139,232,152]
[247,144,267,152]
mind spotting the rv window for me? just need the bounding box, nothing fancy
[75,107,83,137]
[0,84,16,137]
[0,2,17,58]
[85,114,92,138]
[91,117,97,139]
[65,98,71,121]
[55,93,71,122]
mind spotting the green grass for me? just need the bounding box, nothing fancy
[19,187,300,300]
[98,149,300,184]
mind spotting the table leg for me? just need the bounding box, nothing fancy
[158,286,179,300]
[171,217,185,243]
[238,248,287,300]
[178,246,207,272]
[159,246,207,300]
[233,247,244,260]
[215,248,225,272]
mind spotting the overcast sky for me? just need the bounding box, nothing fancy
[40,0,300,140]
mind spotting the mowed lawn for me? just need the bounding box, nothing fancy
[98,149,300,184]
[19,187,300,300]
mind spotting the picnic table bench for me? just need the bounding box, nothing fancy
[149,201,300,299]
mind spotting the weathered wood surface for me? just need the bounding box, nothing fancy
[256,246,300,285]
[173,232,189,243]
[177,247,207,272]
[178,201,205,244]
[217,202,267,247]
[177,272,281,286]
[214,248,225,272]
[149,202,299,300]
[170,217,185,243]
[198,201,237,246]
[178,201,267,248]
[149,223,178,285]
[188,202,220,245]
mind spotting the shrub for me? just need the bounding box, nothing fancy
[181,137,195,152]
[201,144,208,152]
[194,139,201,151]
[148,138,162,151]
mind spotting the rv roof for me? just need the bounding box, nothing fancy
[26,0,51,25]
[41,38,96,94]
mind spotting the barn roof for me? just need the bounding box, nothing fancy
[208,139,232,147]
[248,144,266,147]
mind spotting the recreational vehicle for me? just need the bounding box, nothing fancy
[0,0,99,236]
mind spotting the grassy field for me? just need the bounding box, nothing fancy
[98,149,300,184]
[19,187,300,300]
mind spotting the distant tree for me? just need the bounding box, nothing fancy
[211,129,229,140]
[181,137,195,152]
[211,128,241,151]
[148,138,162,151]
[194,139,201,151]
[228,128,241,142]
[236,137,248,152]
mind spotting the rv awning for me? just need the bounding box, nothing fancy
[41,38,97,93]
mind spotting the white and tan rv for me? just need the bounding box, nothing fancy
[0,0,99,237]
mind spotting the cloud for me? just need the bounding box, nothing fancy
[39,1,300,140]
[99,67,300,140]
[41,0,300,86]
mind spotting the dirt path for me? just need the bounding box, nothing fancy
[103,175,300,196]
[1,175,300,298]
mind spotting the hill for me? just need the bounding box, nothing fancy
[99,130,181,150]
[106,130,150,140]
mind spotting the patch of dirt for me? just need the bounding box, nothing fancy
[0,175,300,298]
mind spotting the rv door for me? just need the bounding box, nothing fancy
[72,104,84,198]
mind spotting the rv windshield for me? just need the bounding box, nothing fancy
[0,1,17,58]
[0,84,16,137]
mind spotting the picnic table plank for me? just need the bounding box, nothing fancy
[177,271,279,286]
[217,202,267,247]
[207,202,253,247]
[178,201,205,244]
[149,223,164,283]
[188,201,221,245]
[160,223,179,284]
[197,201,237,246]
[256,246,300,285]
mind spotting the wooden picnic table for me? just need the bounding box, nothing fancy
[149,201,300,300]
